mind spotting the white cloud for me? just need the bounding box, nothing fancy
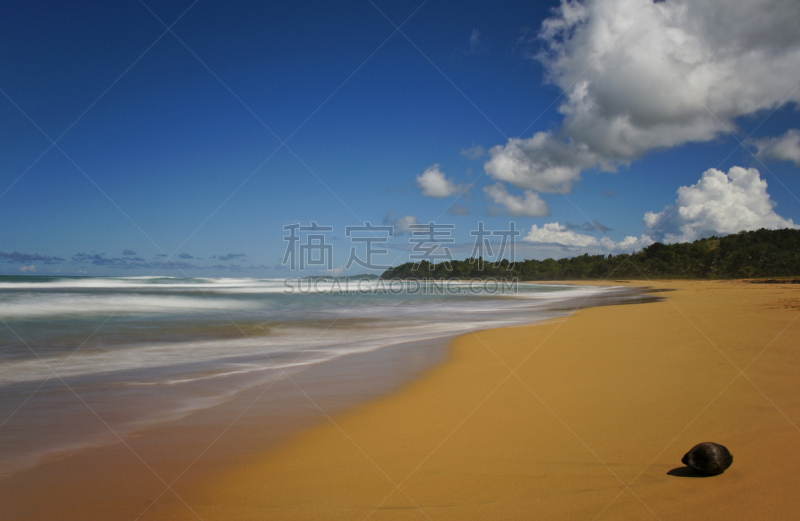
[483,182,550,217]
[417,165,464,198]
[384,211,419,235]
[393,215,418,234]
[603,235,655,252]
[523,222,653,252]
[524,222,600,248]
[19,264,36,273]
[752,129,800,165]
[461,145,485,160]
[485,133,601,193]
[644,166,798,243]
[487,0,800,192]
[513,165,797,253]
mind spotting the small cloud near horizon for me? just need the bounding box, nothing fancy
[0,251,64,264]
[218,253,247,261]
[384,210,418,235]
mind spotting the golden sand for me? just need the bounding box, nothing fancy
[136,280,797,520]
[7,280,800,520]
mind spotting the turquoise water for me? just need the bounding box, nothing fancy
[0,276,640,476]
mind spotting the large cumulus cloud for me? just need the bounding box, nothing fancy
[486,0,800,192]
[523,166,797,252]
[644,166,797,243]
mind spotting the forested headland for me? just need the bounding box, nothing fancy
[380,228,800,280]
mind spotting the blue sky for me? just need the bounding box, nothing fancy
[2,0,800,277]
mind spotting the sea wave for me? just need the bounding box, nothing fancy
[0,293,257,318]
[0,277,652,479]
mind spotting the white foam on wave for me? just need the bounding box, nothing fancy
[0,293,257,319]
[0,276,285,291]
[0,298,565,388]
[0,276,599,297]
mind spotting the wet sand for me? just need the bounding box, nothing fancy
[4,280,800,519]
[1,336,452,520]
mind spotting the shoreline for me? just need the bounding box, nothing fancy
[3,280,799,519]
[0,283,648,481]
[168,279,799,520]
[0,284,650,519]
[0,334,455,518]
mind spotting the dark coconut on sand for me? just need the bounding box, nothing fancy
[682,442,733,475]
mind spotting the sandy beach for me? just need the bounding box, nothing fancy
[5,280,800,520]
[6,1,800,519]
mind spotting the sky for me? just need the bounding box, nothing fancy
[2,0,800,277]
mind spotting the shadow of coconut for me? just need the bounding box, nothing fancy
[667,466,715,478]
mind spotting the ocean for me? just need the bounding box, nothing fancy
[0,276,650,476]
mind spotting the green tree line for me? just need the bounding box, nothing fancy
[380,228,800,280]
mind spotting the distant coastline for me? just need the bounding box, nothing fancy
[380,228,800,281]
